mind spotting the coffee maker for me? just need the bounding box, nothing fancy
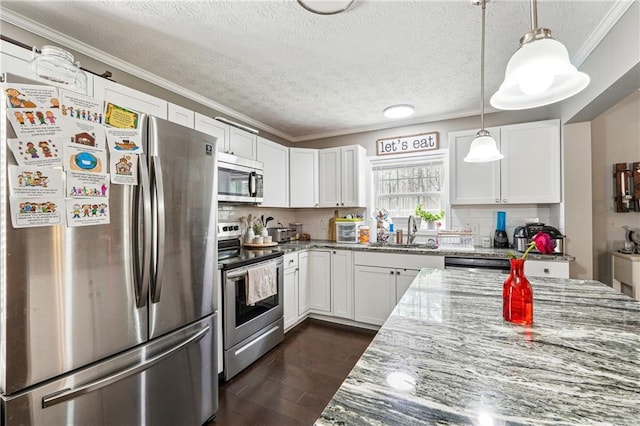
[494,211,509,248]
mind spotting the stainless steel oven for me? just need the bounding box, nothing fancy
[218,222,284,381]
[218,152,264,203]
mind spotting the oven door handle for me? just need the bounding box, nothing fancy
[226,269,248,280]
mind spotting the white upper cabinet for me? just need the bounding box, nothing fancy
[257,136,289,207]
[194,113,229,153]
[499,120,561,204]
[93,77,167,119]
[229,127,257,160]
[319,145,367,208]
[289,148,319,208]
[1,40,94,96]
[167,103,194,128]
[449,119,561,205]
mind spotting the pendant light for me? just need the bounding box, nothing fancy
[297,0,355,15]
[464,0,503,163]
[490,0,590,110]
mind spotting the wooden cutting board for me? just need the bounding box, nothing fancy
[328,210,338,241]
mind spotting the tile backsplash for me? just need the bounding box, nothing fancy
[218,204,365,240]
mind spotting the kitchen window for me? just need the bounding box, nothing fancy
[371,153,447,226]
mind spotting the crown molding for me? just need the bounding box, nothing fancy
[572,0,635,67]
[0,7,294,141]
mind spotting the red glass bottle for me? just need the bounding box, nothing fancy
[503,258,533,325]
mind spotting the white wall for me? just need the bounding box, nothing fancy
[591,91,640,285]
[563,122,593,280]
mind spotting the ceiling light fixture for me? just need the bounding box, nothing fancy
[490,0,590,110]
[383,104,414,119]
[465,0,503,163]
[297,0,356,15]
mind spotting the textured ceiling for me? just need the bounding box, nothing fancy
[0,0,628,142]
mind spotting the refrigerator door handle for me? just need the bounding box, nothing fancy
[41,325,210,408]
[135,155,152,308]
[151,155,166,304]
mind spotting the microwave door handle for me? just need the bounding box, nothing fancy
[134,155,152,308]
[249,171,256,197]
[151,156,166,304]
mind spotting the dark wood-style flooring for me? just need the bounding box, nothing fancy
[212,319,377,426]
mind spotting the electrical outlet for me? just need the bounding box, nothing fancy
[320,219,327,230]
[468,223,480,235]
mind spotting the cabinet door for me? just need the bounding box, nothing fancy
[194,113,229,153]
[500,120,561,204]
[395,268,420,302]
[449,127,501,204]
[340,145,367,207]
[331,250,354,320]
[298,251,311,317]
[257,137,289,207]
[354,266,396,326]
[309,250,332,313]
[284,266,299,331]
[289,148,319,207]
[167,103,194,128]
[93,78,167,119]
[319,148,342,207]
[229,127,257,160]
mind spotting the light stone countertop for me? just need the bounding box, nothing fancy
[273,239,574,262]
[316,268,640,425]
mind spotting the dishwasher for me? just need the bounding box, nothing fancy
[444,256,511,274]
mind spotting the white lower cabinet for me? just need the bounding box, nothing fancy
[354,265,398,326]
[354,252,444,326]
[309,250,332,313]
[298,251,311,317]
[331,250,354,320]
[284,253,300,331]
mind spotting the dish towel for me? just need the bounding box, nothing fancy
[246,262,277,305]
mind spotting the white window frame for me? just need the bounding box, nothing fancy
[368,149,450,231]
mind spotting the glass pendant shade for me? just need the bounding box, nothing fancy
[464,130,504,163]
[490,37,590,110]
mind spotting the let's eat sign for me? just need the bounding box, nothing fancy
[376,131,439,155]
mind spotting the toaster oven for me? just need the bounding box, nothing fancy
[267,227,295,243]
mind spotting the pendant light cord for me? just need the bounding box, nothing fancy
[530,0,538,31]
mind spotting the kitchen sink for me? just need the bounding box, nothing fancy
[367,242,439,250]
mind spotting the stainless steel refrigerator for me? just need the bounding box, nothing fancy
[1,81,219,425]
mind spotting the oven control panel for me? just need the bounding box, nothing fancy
[218,221,242,240]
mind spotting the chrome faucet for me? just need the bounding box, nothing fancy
[407,215,418,244]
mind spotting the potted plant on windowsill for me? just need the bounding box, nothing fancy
[414,204,444,230]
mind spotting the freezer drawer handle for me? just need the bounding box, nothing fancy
[41,325,210,409]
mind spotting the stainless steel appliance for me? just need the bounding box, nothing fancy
[1,76,218,425]
[445,256,511,274]
[218,152,264,203]
[267,227,295,243]
[218,222,284,381]
[513,223,564,254]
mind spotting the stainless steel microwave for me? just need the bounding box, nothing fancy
[218,152,264,203]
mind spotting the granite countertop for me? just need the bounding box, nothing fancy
[317,269,640,425]
[273,239,573,262]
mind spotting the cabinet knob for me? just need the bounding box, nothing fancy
[503,199,507,203]
[336,203,339,206]
[333,251,336,254]
[341,203,344,206]
[544,268,550,273]
[390,271,394,275]
[495,199,500,203]
[396,271,400,275]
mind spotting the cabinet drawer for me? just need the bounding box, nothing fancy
[614,257,633,285]
[284,252,299,270]
[525,261,569,279]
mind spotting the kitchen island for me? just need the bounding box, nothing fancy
[316,269,640,425]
